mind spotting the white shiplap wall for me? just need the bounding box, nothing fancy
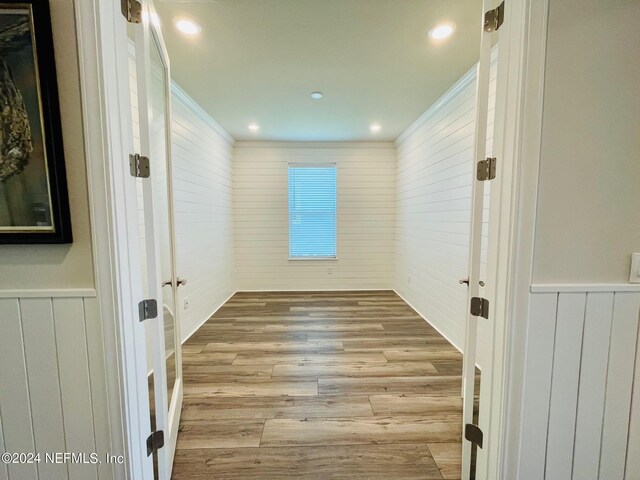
[394,56,497,350]
[129,46,235,342]
[170,86,235,340]
[0,293,113,480]
[234,142,396,291]
[518,287,640,480]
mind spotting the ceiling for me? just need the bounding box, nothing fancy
[155,0,483,142]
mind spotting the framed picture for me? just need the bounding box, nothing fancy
[0,0,71,243]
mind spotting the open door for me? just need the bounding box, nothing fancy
[127,1,184,478]
[461,1,503,479]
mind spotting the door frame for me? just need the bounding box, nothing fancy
[473,0,550,478]
[74,0,550,478]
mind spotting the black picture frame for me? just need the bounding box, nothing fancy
[0,0,72,244]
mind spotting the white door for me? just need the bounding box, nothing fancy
[461,1,502,478]
[128,1,183,478]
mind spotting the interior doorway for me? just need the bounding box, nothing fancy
[92,0,536,476]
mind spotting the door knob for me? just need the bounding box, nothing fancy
[177,277,187,287]
[459,278,486,287]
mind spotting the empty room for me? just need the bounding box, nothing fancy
[0,1,638,480]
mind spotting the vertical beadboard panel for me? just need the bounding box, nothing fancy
[0,409,7,480]
[626,319,640,480]
[19,298,68,480]
[517,293,558,479]
[0,298,37,480]
[0,294,112,480]
[394,56,497,349]
[572,292,614,480]
[545,293,587,479]
[83,297,115,480]
[234,142,396,291]
[521,289,640,480]
[52,299,98,480]
[599,292,640,479]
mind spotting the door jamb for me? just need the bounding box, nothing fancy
[479,0,550,478]
[75,0,154,478]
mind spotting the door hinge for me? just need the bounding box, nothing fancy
[121,0,142,24]
[470,297,489,319]
[146,430,165,456]
[465,423,484,448]
[138,299,158,322]
[484,1,505,32]
[130,153,150,178]
[477,157,497,181]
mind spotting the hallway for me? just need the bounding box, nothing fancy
[171,291,464,479]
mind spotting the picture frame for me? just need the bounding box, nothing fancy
[0,0,72,244]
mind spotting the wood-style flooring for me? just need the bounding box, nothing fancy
[171,291,464,479]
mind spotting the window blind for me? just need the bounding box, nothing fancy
[288,164,337,258]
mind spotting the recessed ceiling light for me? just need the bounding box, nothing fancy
[370,123,382,133]
[428,22,455,40]
[248,123,260,132]
[175,18,201,36]
[310,91,324,100]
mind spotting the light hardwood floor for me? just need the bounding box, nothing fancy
[171,291,464,479]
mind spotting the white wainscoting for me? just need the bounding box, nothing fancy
[394,52,497,350]
[0,293,113,480]
[518,287,640,480]
[233,142,396,291]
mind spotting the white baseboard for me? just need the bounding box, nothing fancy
[181,290,237,344]
[393,289,464,354]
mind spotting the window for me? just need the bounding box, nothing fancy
[288,164,337,258]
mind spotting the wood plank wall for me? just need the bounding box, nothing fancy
[394,52,497,352]
[233,142,396,291]
[0,295,112,480]
[518,289,640,480]
[129,44,236,343]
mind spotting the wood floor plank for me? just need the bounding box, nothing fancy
[172,444,444,480]
[181,353,237,365]
[264,323,385,332]
[186,332,308,344]
[261,416,461,446]
[272,361,439,378]
[202,341,344,353]
[318,376,462,395]
[369,395,463,415]
[183,379,318,397]
[177,420,265,449]
[181,344,206,355]
[384,349,462,362]
[428,442,462,479]
[182,364,274,377]
[233,352,389,365]
[181,395,374,420]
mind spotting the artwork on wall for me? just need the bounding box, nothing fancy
[0,0,71,243]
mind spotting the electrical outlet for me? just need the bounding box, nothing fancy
[328,267,333,275]
[408,274,411,285]
[184,298,190,310]
[630,253,640,284]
